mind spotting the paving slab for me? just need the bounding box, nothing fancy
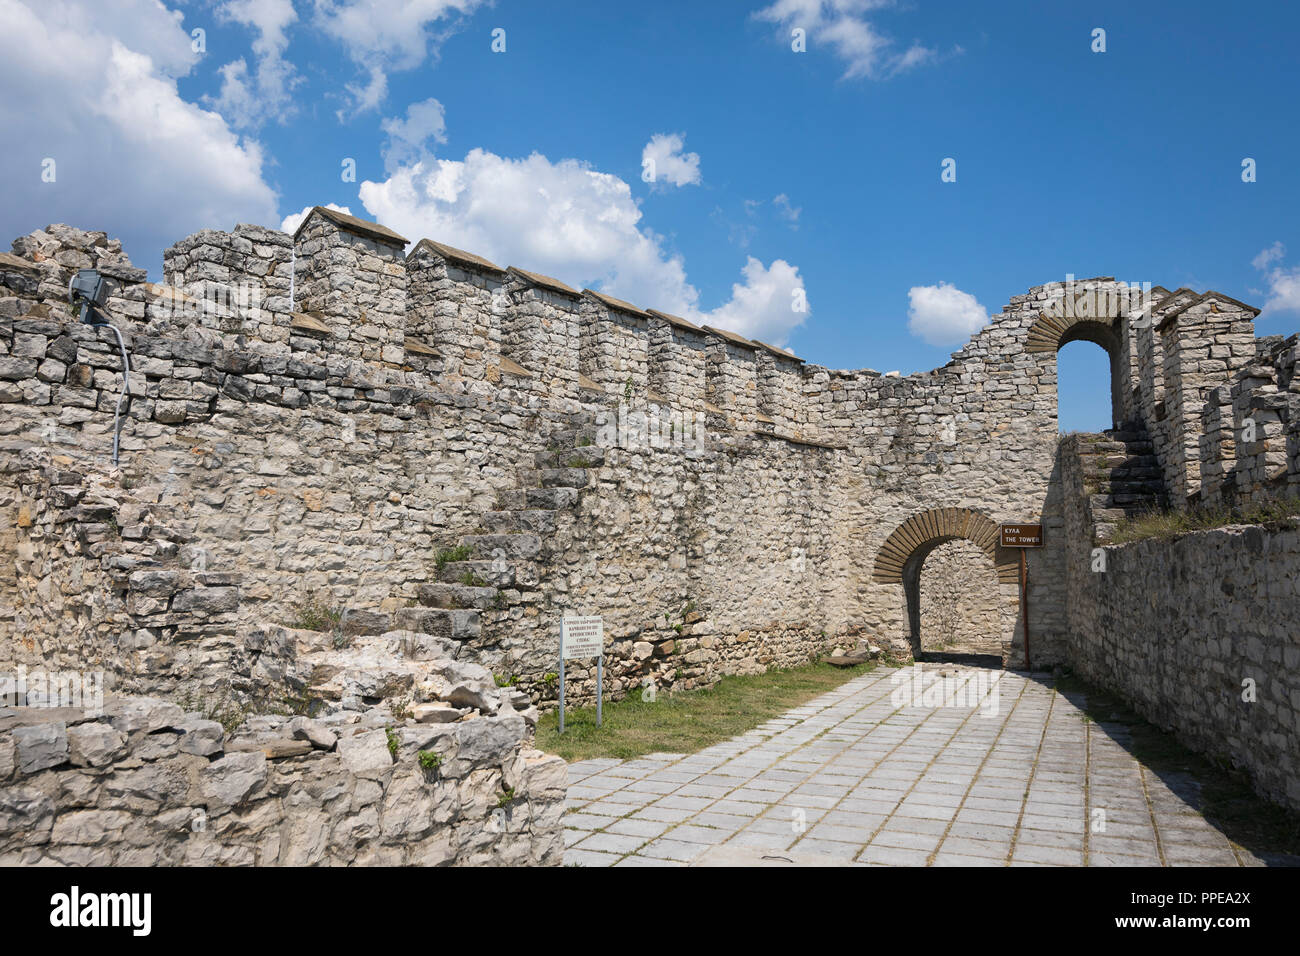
[561,666,1293,867]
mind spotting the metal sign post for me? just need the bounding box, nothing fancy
[1000,524,1044,671]
[559,616,604,734]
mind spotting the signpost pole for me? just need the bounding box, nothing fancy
[1000,524,1041,674]
[1020,549,1031,672]
[596,655,603,728]
[558,652,565,734]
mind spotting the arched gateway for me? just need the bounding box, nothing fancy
[872,508,1022,664]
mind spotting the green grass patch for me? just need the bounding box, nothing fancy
[1108,496,1300,545]
[1054,673,1300,856]
[435,543,473,573]
[289,592,343,632]
[536,659,875,762]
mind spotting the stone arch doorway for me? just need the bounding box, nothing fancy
[1026,305,1128,429]
[871,508,1021,665]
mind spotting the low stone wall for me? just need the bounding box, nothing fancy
[0,694,566,866]
[1063,436,1300,811]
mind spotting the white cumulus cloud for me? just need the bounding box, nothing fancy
[907,281,989,345]
[642,133,702,188]
[1252,241,1285,272]
[754,0,949,80]
[381,98,448,173]
[1252,242,1300,319]
[313,0,488,115]
[0,0,278,271]
[208,0,301,128]
[359,141,809,345]
[702,257,809,343]
[773,193,801,226]
[280,203,354,235]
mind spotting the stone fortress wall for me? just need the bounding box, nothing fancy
[1060,435,1300,814]
[3,207,1299,823]
[0,688,566,866]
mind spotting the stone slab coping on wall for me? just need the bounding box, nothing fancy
[0,251,41,274]
[412,238,505,275]
[1150,286,1196,313]
[292,205,408,248]
[404,335,440,357]
[95,261,148,284]
[583,288,650,319]
[751,430,846,451]
[701,324,759,351]
[232,222,293,247]
[142,282,201,307]
[1032,275,1116,292]
[499,355,535,378]
[646,308,704,334]
[1156,290,1261,333]
[751,339,804,364]
[508,266,580,298]
[290,312,331,335]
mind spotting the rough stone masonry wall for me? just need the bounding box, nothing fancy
[1061,436,1300,813]
[495,418,850,707]
[405,246,504,393]
[0,694,565,865]
[1156,294,1258,503]
[293,216,408,365]
[7,217,1300,702]
[0,224,575,702]
[421,265,1218,675]
[161,223,294,353]
[0,223,859,710]
[825,291,1068,667]
[1197,334,1300,508]
[2,225,1143,697]
[0,345,571,702]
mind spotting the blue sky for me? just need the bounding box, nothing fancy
[4,0,1298,431]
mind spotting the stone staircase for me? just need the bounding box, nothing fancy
[1073,422,1167,542]
[287,422,604,715]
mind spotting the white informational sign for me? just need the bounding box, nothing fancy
[561,616,604,659]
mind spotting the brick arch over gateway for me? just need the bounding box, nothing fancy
[1025,310,1121,355]
[872,508,1022,662]
[871,508,1019,585]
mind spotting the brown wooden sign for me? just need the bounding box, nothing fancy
[1000,523,1043,548]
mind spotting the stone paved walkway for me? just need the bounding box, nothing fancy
[562,666,1292,867]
